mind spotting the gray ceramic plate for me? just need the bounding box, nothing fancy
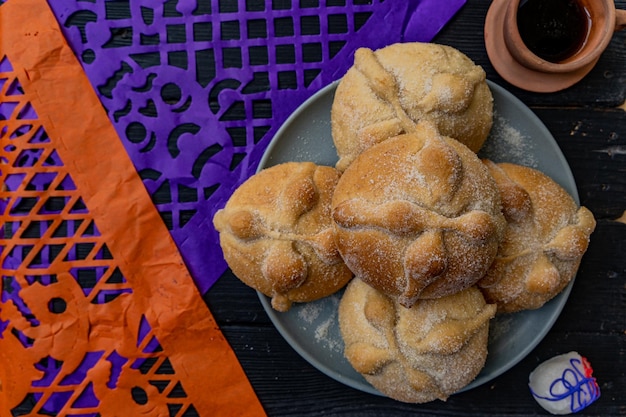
[256,80,578,396]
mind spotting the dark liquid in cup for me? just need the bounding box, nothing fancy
[517,0,590,63]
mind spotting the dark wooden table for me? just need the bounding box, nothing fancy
[206,1,626,416]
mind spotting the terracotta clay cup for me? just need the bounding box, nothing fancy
[485,0,626,91]
[504,0,626,74]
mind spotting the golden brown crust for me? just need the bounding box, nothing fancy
[339,278,496,403]
[331,42,493,171]
[213,162,353,311]
[479,161,596,313]
[331,123,506,307]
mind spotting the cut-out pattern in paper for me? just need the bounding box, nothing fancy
[0,54,199,417]
[46,0,467,293]
[0,1,267,415]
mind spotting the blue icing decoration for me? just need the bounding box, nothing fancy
[530,356,600,413]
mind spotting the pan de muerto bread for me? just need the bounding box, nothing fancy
[338,278,496,403]
[331,122,506,307]
[331,42,493,171]
[479,161,596,313]
[213,162,353,312]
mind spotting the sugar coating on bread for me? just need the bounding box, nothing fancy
[331,122,506,307]
[479,161,596,313]
[213,162,353,311]
[331,42,493,171]
[339,278,496,403]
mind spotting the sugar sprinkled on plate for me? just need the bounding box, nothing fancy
[298,300,323,324]
[481,111,538,167]
[296,293,344,353]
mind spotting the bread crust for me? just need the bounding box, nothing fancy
[339,278,496,403]
[331,42,493,171]
[479,161,596,313]
[213,162,353,311]
[331,123,506,307]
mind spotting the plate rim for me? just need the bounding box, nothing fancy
[255,78,577,398]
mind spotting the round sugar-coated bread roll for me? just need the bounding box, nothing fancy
[331,122,506,307]
[213,162,353,312]
[331,42,493,171]
[479,161,596,313]
[339,278,497,403]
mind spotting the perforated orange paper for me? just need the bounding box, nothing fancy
[0,0,266,415]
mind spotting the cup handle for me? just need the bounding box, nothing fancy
[616,9,626,31]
